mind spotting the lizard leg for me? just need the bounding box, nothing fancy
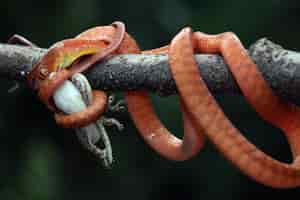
[107,95,127,113]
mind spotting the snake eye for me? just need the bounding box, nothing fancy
[39,68,49,79]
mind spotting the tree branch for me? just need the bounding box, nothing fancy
[1,38,300,105]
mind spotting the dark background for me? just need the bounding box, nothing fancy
[0,0,299,199]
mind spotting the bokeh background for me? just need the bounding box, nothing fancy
[0,0,300,199]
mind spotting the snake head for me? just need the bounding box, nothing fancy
[27,44,62,90]
[27,63,50,90]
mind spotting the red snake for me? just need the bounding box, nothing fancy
[27,22,300,188]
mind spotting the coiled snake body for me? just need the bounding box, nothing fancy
[27,22,300,188]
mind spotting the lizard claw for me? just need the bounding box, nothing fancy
[107,95,127,113]
[100,117,124,132]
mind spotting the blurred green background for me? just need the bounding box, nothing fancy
[0,0,300,199]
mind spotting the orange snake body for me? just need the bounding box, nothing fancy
[28,22,300,188]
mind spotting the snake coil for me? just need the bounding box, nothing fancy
[27,22,300,188]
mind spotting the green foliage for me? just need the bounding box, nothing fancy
[0,139,64,200]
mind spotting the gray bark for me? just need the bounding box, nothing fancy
[1,38,300,105]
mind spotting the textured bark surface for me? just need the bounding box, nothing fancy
[0,38,300,105]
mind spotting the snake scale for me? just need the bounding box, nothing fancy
[25,22,300,188]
